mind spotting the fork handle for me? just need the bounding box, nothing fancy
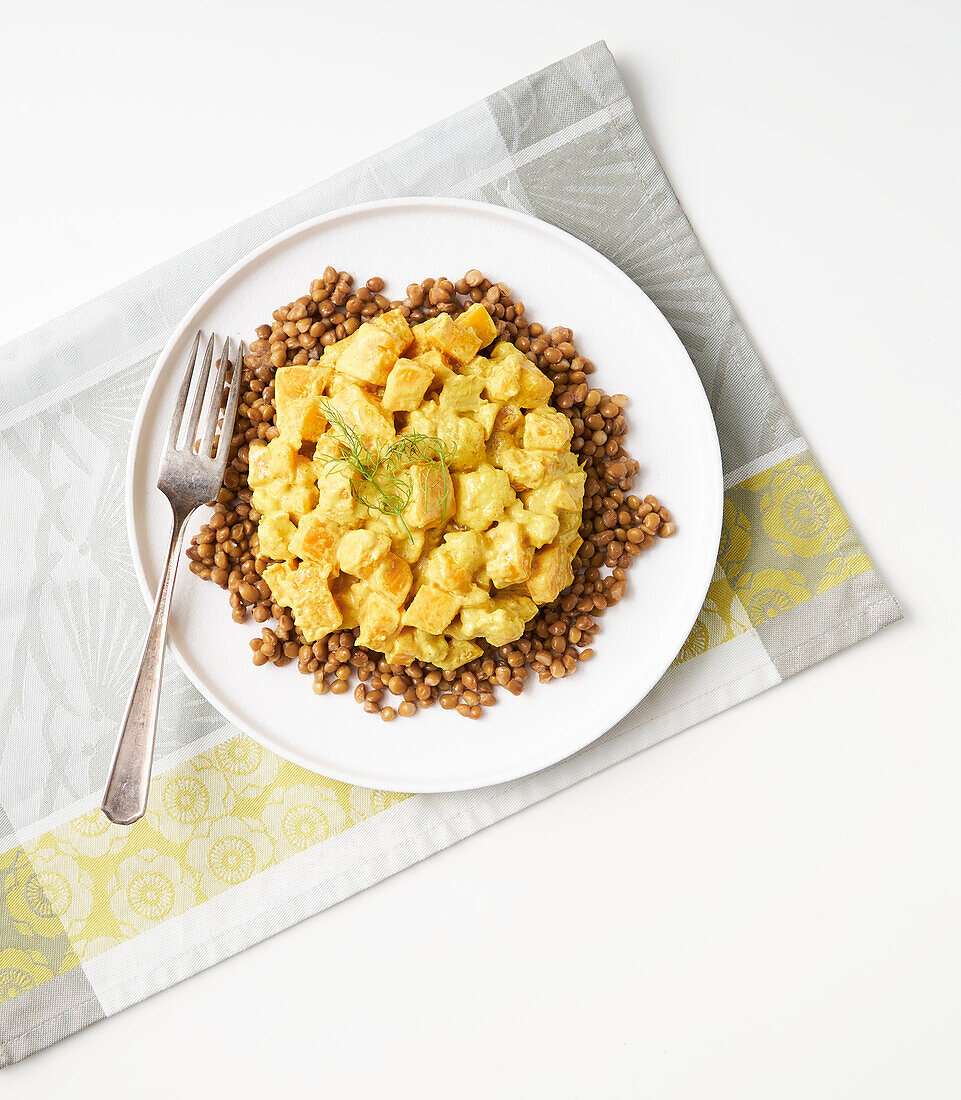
[102,505,192,825]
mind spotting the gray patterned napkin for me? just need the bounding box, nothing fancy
[0,41,899,1064]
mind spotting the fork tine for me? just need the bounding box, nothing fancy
[182,333,216,451]
[217,340,244,464]
[200,336,231,458]
[166,330,202,451]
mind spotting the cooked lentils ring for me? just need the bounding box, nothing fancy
[186,268,676,720]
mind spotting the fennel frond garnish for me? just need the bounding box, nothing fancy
[317,401,453,541]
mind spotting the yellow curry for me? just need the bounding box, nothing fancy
[247,302,585,671]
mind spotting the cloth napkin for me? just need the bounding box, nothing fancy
[0,41,900,1064]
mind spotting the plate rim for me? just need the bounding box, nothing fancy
[125,195,723,792]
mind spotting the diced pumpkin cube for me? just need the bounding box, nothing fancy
[384,626,419,665]
[406,320,433,358]
[334,324,404,386]
[457,303,498,348]
[326,382,395,450]
[492,343,553,407]
[288,513,340,570]
[382,357,433,412]
[421,313,481,365]
[266,439,301,481]
[370,309,413,351]
[274,364,329,406]
[485,520,534,589]
[526,543,575,605]
[402,584,462,633]
[278,397,328,444]
[404,462,454,529]
[517,361,554,407]
[357,592,402,650]
[367,553,413,604]
[523,407,573,452]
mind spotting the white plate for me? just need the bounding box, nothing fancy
[128,198,722,793]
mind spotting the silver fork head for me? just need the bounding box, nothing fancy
[158,331,245,516]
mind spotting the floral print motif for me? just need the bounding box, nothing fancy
[677,620,710,664]
[107,849,198,937]
[743,568,812,627]
[186,817,272,898]
[721,451,873,628]
[201,733,279,799]
[0,735,414,981]
[20,847,94,940]
[147,766,230,845]
[263,784,351,863]
[780,489,829,538]
[744,458,852,562]
[0,948,54,1003]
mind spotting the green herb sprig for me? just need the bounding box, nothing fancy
[316,401,454,542]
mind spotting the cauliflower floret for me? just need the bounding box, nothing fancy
[263,562,342,643]
[453,464,514,530]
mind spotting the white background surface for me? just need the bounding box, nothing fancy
[2,0,958,1095]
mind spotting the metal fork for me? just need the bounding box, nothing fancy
[102,331,245,825]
